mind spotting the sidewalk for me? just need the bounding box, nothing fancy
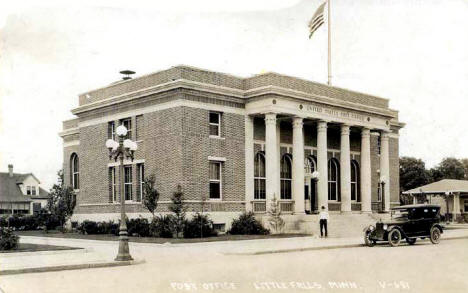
[0,238,143,275]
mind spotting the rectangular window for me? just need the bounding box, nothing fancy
[135,115,143,141]
[108,121,115,140]
[209,112,221,137]
[377,185,382,202]
[464,200,468,213]
[31,186,36,196]
[120,118,132,140]
[209,161,221,199]
[377,135,381,155]
[26,186,31,195]
[124,165,133,201]
[109,167,117,202]
[137,163,144,202]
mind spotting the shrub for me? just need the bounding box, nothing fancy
[228,212,269,235]
[0,216,7,228]
[0,227,19,250]
[77,220,99,235]
[183,213,218,238]
[98,221,119,235]
[150,215,174,238]
[127,218,150,237]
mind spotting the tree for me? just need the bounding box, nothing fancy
[399,157,430,192]
[433,157,465,180]
[142,175,159,218]
[461,158,468,180]
[168,184,186,238]
[47,170,76,231]
[267,195,284,234]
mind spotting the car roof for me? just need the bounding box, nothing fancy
[392,204,440,210]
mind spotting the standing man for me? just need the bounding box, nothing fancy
[319,206,329,238]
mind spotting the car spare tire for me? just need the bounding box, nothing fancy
[388,229,401,247]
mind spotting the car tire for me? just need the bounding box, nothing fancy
[364,231,375,247]
[388,229,401,247]
[406,238,416,245]
[430,227,441,244]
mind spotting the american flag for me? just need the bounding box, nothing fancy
[308,2,326,39]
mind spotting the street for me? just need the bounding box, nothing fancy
[0,236,467,293]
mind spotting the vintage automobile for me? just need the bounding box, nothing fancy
[363,204,444,247]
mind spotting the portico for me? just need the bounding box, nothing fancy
[245,96,396,214]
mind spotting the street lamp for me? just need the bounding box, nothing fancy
[105,125,138,261]
[379,176,386,212]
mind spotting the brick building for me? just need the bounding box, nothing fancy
[60,65,404,231]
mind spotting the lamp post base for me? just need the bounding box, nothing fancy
[115,236,133,261]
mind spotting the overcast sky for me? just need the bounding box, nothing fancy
[1,0,467,189]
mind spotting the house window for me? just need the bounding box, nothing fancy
[254,152,266,200]
[280,155,292,200]
[137,163,145,202]
[124,165,133,201]
[109,167,117,202]
[71,153,79,190]
[108,121,115,140]
[209,112,221,137]
[120,118,132,139]
[26,186,31,195]
[328,158,340,201]
[31,186,37,196]
[209,161,222,199]
[351,160,360,201]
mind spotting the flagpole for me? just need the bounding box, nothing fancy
[327,0,332,86]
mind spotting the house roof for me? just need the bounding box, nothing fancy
[31,187,50,200]
[403,179,468,195]
[0,173,32,202]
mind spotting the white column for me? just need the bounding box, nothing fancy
[292,117,305,214]
[265,113,279,207]
[276,121,281,200]
[453,193,461,221]
[317,121,328,210]
[360,128,372,213]
[380,131,391,212]
[340,125,351,213]
[245,115,254,212]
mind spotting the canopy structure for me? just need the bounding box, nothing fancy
[402,179,468,195]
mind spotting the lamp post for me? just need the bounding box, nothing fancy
[379,176,386,212]
[311,171,320,213]
[105,125,138,261]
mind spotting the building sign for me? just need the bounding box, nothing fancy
[305,104,366,122]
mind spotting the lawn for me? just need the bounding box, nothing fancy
[0,243,82,253]
[17,230,309,244]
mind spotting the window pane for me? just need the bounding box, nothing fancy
[209,124,219,136]
[209,162,220,180]
[209,113,219,124]
[210,182,220,199]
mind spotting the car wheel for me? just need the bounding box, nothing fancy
[364,231,375,247]
[430,227,441,244]
[388,229,401,247]
[406,238,416,245]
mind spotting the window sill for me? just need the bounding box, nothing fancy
[209,135,225,140]
[208,198,222,201]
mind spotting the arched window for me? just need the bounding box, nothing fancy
[304,155,317,174]
[280,154,292,200]
[328,158,339,201]
[351,160,360,201]
[71,153,79,190]
[254,152,266,200]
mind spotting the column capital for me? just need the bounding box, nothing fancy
[264,113,277,125]
[340,124,350,136]
[361,128,371,137]
[381,130,390,140]
[292,117,304,128]
[317,120,327,132]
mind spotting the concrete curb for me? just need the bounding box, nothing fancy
[0,248,91,258]
[224,235,468,256]
[0,259,145,276]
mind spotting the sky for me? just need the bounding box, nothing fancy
[1,0,467,189]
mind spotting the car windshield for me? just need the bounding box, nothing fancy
[391,209,408,219]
